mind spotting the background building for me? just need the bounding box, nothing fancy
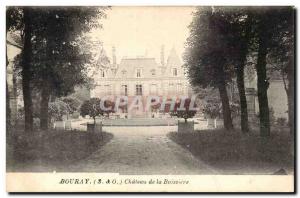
[90,46,192,117]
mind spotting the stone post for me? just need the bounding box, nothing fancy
[245,88,256,122]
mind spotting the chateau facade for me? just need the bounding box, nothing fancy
[90,47,192,117]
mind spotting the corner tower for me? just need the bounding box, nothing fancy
[165,47,182,77]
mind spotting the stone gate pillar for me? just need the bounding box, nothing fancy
[245,88,256,122]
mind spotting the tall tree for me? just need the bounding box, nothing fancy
[256,21,270,137]
[21,8,34,132]
[213,7,254,133]
[267,7,294,135]
[27,7,107,130]
[251,7,294,136]
[184,7,233,130]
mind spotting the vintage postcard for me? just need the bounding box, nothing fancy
[6,6,295,192]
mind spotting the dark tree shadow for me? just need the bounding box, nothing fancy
[7,129,113,172]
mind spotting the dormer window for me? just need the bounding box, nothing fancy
[121,70,127,78]
[172,68,177,76]
[150,69,156,76]
[136,68,142,78]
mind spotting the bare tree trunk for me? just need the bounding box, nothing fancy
[256,32,270,137]
[235,62,249,133]
[22,8,34,133]
[234,15,252,134]
[39,16,56,130]
[40,84,50,130]
[217,64,233,131]
[218,83,234,131]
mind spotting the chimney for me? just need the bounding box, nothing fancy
[112,46,116,66]
[160,45,165,66]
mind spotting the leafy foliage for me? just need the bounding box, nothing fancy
[28,7,108,97]
[184,7,233,89]
[203,102,222,119]
[172,98,197,122]
[184,7,235,130]
[6,7,23,32]
[48,99,71,122]
[61,96,81,114]
[80,98,103,124]
[7,7,109,131]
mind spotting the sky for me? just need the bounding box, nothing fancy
[90,6,195,64]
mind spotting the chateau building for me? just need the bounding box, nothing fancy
[90,46,193,117]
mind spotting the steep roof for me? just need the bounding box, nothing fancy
[96,48,110,68]
[95,47,185,79]
[115,57,160,78]
[163,47,184,77]
[166,47,181,68]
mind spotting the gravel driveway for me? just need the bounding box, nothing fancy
[69,126,217,174]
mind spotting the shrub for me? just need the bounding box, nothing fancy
[171,98,197,123]
[62,96,81,113]
[48,100,71,122]
[277,117,287,126]
[80,98,103,124]
[203,103,222,119]
[17,107,25,121]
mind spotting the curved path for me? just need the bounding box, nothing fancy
[69,126,217,175]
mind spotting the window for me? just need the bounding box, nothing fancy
[172,68,177,76]
[136,84,143,96]
[136,69,142,78]
[121,70,127,78]
[121,85,128,96]
[150,69,156,76]
[100,69,105,77]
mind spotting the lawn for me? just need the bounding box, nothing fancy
[168,129,294,175]
[7,129,113,172]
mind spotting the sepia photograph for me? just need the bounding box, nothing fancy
[5,5,295,192]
